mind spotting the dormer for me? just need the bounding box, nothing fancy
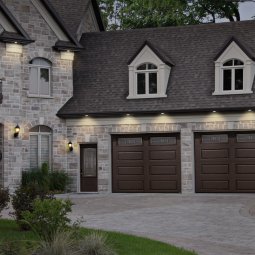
[127,41,174,99]
[213,37,255,95]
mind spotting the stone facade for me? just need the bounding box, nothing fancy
[66,116,255,193]
[0,0,98,191]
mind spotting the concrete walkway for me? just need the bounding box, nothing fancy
[57,193,255,255]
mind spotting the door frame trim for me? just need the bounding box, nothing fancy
[79,143,98,193]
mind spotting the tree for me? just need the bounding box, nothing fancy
[98,0,254,30]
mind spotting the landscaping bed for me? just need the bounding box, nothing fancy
[0,219,197,255]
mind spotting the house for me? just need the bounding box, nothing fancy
[0,0,103,191]
[58,20,255,194]
[1,1,255,194]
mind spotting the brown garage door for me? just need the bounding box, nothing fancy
[195,132,255,193]
[112,134,181,193]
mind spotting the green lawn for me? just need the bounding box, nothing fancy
[0,219,197,255]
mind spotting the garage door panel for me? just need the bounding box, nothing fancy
[118,180,144,191]
[150,180,177,191]
[118,166,144,175]
[201,149,229,159]
[201,180,229,190]
[201,164,229,174]
[118,151,143,160]
[236,165,255,174]
[196,132,255,193]
[235,148,255,158]
[150,150,176,160]
[150,165,176,175]
[236,180,255,191]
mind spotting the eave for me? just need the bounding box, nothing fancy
[57,106,255,119]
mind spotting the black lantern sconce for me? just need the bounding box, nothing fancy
[14,125,20,138]
[68,141,73,152]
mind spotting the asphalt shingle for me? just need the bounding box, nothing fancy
[57,20,255,118]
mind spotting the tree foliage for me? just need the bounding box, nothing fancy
[98,0,255,30]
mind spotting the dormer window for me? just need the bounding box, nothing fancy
[137,63,158,95]
[127,41,174,99]
[223,59,244,92]
[214,38,255,95]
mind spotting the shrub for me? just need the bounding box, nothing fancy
[12,184,53,230]
[22,163,50,193]
[34,230,78,255]
[0,240,29,255]
[22,198,72,242]
[49,171,70,193]
[22,164,70,193]
[78,232,117,255]
[0,188,9,216]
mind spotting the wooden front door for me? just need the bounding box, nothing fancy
[80,144,98,192]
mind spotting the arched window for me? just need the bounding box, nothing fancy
[136,63,158,95]
[29,58,52,97]
[222,59,244,91]
[29,125,52,169]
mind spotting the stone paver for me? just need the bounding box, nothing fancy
[57,193,255,255]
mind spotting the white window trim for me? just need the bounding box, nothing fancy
[30,131,52,169]
[127,45,171,99]
[136,66,158,96]
[213,41,255,95]
[28,63,52,98]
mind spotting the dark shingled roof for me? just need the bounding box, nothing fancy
[57,20,255,118]
[51,0,104,35]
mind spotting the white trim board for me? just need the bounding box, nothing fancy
[0,9,17,32]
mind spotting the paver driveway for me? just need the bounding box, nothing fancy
[60,193,255,255]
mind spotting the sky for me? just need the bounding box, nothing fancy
[239,2,255,20]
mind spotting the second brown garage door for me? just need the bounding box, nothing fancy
[112,134,181,193]
[195,132,255,193]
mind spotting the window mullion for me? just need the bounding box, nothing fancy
[232,68,235,91]
[146,72,149,95]
[38,67,40,96]
[38,134,41,168]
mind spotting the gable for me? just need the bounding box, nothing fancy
[215,37,255,62]
[50,0,104,38]
[31,0,82,51]
[0,0,33,45]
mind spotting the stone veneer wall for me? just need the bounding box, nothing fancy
[66,119,255,193]
[0,124,3,188]
[0,0,74,190]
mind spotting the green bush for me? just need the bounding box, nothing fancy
[78,232,117,255]
[0,188,9,216]
[49,171,70,193]
[22,164,70,193]
[22,198,72,242]
[22,164,49,193]
[12,184,53,230]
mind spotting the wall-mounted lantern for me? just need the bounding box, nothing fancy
[68,141,73,152]
[14,124,20,138]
